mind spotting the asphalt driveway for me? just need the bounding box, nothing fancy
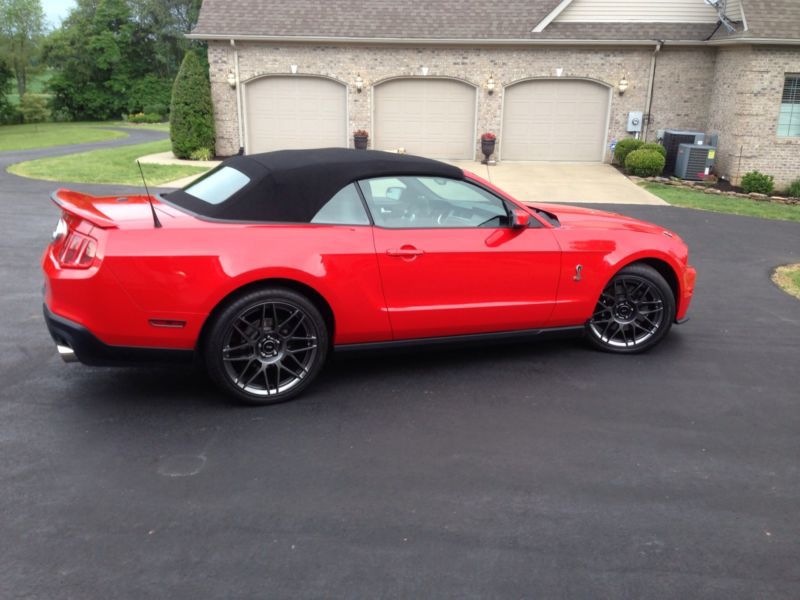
[1,137,799,598]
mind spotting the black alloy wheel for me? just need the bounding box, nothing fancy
[586,263,675,353]
[205,287,329,405]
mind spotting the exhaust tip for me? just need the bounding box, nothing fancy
[56,344,78,363]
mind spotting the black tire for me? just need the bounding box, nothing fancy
[204,287,329,405]
[585,263,675,354]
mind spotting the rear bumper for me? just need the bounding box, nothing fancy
[44,304,194,367]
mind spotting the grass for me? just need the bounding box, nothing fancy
[0,122,128,152]
[114,122,170,132]
[772,264,800,300]
[8,139,208,186]
[644,183,800,223]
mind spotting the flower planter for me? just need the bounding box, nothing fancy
[354,135,369,150]
[481,139,496,164]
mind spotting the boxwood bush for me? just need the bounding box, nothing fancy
[170,52,215,159]
[741,171,775,195]
[787,178,800,198]
[624,148,666,177]
[614,138,644,164]
[640,142,667,157]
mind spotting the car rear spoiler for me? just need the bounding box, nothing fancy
[50,189,118,229]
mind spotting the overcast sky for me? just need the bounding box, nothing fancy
[42,0,75,27]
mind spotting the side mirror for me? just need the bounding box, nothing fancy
[511,209,530,229]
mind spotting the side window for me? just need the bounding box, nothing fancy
[778,74,800,137]
[311,183,370,225]
[359,176,510,229]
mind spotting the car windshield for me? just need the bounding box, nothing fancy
[182,166,251,205]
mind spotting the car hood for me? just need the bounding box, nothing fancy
[532,203,673,236]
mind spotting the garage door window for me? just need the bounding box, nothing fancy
[359,176,510,228]
[778,75,800,137]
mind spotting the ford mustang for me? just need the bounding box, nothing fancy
[43,148,696,405]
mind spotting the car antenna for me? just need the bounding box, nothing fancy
[136,160,162,228]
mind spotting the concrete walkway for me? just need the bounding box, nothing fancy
[450,161,667,205]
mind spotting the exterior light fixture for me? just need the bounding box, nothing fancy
[227,70,236,88]
[486,75,496,95]
[555,68,564,77]
[618,75,629,95]
[355,74,363,93]
[290,64,298,74]
[421,66,429,76]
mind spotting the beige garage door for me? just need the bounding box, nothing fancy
[501,79,610,161]
[374,79,476,159]
[244,76,346,153]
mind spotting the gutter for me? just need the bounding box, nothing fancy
[186,33,800,47]
[642,40,662,141]
[231,39,244,153]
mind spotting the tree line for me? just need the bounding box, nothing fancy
[0,0,204,123]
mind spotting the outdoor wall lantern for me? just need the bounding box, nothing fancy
[290,64,298,74]
[421,66,429,76]
[355,74,364,93]
[618,75,629,95]
[486,75,496,95]
[227,70,236,88]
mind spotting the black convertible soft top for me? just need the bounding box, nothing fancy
[164,148,464,222]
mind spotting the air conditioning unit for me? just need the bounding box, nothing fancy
[663,129,706,175]
[675,143,717,181]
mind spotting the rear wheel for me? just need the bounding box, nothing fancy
[204,287,329,405]
[585,263,675,354]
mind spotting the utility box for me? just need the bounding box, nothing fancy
[627,111,643,133]
[663,129,706,175]
[675,143,717,181]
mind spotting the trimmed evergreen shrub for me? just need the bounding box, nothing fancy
[624,148,666,177]
[741,171,774,195]
[640,142,667,158]
[614,138,644,164]
[170,52,215,159]
[787,178,800,198]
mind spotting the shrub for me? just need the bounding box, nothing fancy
[640,142,667,158]
[126,112,163,124]
[624,148,666,177]
[143,103,168,118]
[127,75,173,115]
[741,171,774,195]
[170,52,215,159]
[189,147,214,161]
[787,178,800,198]
[614,138,644,164]
[18,94,51,125]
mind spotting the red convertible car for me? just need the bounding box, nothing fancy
[43,148,695,405]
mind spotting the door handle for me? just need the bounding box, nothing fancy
[386,246,424,258]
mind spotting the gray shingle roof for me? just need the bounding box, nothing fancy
[190,0,800,43]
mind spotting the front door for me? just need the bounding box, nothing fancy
[359,175,561,340]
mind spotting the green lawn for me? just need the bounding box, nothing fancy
[7,70,53,106]
[113,121,170,132]
[0,122,129,152]
[772,264,800,300]
[644,183,800,223]
[8,139,208,186]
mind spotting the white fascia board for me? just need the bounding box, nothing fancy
[531,0,576,33]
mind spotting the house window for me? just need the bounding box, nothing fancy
[778,75,800,137]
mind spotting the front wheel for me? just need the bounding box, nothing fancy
[585,263,675,353]
[204,288,329,405]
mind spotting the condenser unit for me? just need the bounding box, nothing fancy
[675,143,717,181]
[663,129,706,175]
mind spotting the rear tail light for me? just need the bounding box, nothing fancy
[57,230,97,268]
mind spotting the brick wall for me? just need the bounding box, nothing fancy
[208,41,655,160]
[207,41,799,189]
[708,46,800,189]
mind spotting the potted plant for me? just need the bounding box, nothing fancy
[353,129,369,150]
[480,132,496,164]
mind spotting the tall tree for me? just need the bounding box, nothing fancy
[0,0,45,95]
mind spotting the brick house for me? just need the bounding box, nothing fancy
[189,0,800,187]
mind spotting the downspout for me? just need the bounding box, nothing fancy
[642,40,663,141]
[231,39,245,154]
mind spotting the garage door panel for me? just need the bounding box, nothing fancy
[502,80,609,161]
[374,79,475,159]
[245,77,346,153]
